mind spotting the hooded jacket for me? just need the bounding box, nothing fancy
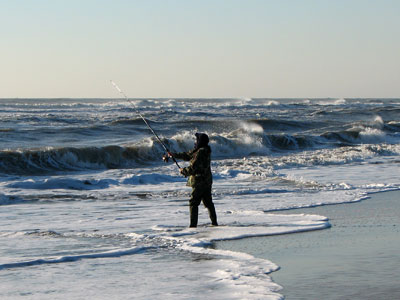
[173,133,212,187]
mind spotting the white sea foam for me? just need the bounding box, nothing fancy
[372,115,384,128]
[358,127,386,143]
[122,173,184,185]
[6,177,117,190]
[315,98,347,106]
[239,121,264,134]
[146,211,330,299]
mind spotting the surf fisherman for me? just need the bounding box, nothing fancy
[164,133,218,228]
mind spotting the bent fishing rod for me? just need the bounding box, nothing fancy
[110,80,181,170]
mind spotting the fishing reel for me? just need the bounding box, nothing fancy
[163,152,173,163]
[162,153,170,163]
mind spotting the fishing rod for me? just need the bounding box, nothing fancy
[110,80,181,169]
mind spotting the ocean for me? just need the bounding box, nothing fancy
[1,97,400,299]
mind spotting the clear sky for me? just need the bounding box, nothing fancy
[1,0,399,98]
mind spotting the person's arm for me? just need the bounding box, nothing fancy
[180,149,205,177]
[171,150,193,161]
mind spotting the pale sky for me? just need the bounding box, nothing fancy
[1,0,399,98]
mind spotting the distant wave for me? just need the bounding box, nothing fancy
[0,145,149,175]
[315,98,347,106]
[110,118,152,126]
[321,127,388,145]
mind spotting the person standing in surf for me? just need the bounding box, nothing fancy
[164,133,218,228]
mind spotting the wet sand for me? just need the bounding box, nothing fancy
[215,190,400,300]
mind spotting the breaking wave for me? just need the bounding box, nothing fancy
[1,121,399,175]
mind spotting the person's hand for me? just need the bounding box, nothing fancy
[179,168,185,176]
[162,154,169,162]
[162,152,174,163]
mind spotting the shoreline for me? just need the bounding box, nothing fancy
[215,190,400,299]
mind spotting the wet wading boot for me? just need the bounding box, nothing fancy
[208,206,218,226]
[189,206,198,228]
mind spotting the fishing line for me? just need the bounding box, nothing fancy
[110,80,181,169]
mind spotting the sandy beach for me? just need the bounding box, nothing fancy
[215,190,400,300]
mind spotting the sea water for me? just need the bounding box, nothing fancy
[1,98,400,299]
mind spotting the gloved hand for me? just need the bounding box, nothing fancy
[162,154,169,163]
[162,152,173,163]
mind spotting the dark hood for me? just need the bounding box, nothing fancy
[194,133,210,150]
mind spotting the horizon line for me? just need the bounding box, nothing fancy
[1,97,399,100]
